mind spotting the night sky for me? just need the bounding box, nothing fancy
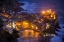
[19,0,64,26]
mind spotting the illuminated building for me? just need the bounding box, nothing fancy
[0,9,60,42]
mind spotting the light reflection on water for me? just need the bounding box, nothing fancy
[19,30,39,42]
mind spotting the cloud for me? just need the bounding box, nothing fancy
[21,1,37,13]
[20,1,64,25]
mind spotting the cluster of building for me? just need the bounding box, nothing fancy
[0,9,60,42]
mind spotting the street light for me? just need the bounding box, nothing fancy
[36,27,38,30]
[42,11,45,14]
[47,9,51,13]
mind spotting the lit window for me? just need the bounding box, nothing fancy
[46,23,50,29]
[6,23,12,28]
[22,21,29,28]
[54,15,56,19]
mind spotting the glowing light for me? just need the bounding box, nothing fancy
[18,24,21,25]
[51,15,53,17]
[22,21,29,28]
[42,9,51,16]
[15,26,20,31]
[46,33,48,36]
[41,19,44,21]
[23,30,29,37]
[47,10,50,13]
[15,22,21,26]
[42,11,45,14]
[43,35,45,37]
[15,21,21,31]
[31,30,34,37]
[1,14,11,18]
[32,25,34,28]
[46,23,50,29]
[6,23,11,28]
[36,27,38,30]
[12,21,15,28]
[38,21,41,23]
[22,30,35,37]
[47,9,52,13]
[54,15,56,19]
[35,32,39,37]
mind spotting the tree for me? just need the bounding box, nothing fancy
[0,18,4,27]
[43,18,60,35]
[12,29,19,41]
[0,0,24,13]
[0,18,19,42]
[0,18,7,42]
[0,18,11,42]
[0,18,12,42]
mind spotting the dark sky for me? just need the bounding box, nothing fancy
[19,0,64,12]
[19,0,64,26]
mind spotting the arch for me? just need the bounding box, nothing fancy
[6,20,44,37]
[15,20,39,31]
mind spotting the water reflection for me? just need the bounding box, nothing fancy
[19,30,39,42]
